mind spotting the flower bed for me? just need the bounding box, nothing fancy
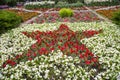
[96,6,120,19]
[86,5,120,10]
[24,1,55,10]
[0,5,9,9]
[0,22,120,80]
[5,9,39,22]
[49,7,88,11]
[31,8,51,12]
[30,11,102,24]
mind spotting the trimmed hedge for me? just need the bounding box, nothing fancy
[59,8,73,18]
[111,10,120,27]
[0,10,22,34]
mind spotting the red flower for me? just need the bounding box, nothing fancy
[91,58,98,62]
[22,32,27,35]
[6,59,16,66]
[89,52,94,57]
[28,57,32,61]
[79,44,86,51]
[70,48,75,53]
[6,59,12,64]
[10,61,16,66]
[85,60,91,65]
[31,44,37,49]
[60,46,66,51]
[33,53,37,57]
[79,54,84,58]
[37,38,41,44]
[50,47,54,51]
[2,24,101,68]
[39,47,47,55]
[2,63,6,68]
[84,52,88,57]
[82,30,99,37]
[26,53,31,57]
[15,54,22,59]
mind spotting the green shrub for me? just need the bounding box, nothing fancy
[0,10,22,34]
[111,10,120,26]
[66,0,77,3]
[0,0,5,5]
[0,0,17,7]
[7,0,17,7]
[59,8,73,18]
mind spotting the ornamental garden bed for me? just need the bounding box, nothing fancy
[88,5,120,10]
[25,8,51,12]
[0,1,120,80]
[96,6,120,19]
[29,11,103,24]
[49,7,88,11]
[4,9,39,22]
[0,22,120,80]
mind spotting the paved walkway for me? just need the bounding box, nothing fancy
[23,8,53,24]
[20,5,114,25]
[84,6,112,22]
[10,7,42,13]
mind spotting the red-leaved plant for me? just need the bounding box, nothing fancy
[2,24,102,69]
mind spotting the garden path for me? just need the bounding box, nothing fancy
[84,6,112,22]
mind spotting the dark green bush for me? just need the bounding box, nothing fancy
[0,0,5,5]
[7,0,17,7]
[66,0,77,3]
[59,8,73,18]
[24,1,55,9]
[0,0,17,7]
[111,10,120,26]
[0,10,22,34]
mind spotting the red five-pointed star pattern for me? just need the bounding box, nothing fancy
[2,24,102,68]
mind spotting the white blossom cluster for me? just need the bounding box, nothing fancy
[0,21,120,79]
[24,1,55,6]
[1,50,93,80]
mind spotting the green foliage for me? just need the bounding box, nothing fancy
[66,0,77,3]
[25,1,83,9]
[0,10,22,34]
[7,0,17,7]
[86,0,120,6]
[59,8,73,18]
[24,1,55,9]
[54,0,59,4]
[0,0,5,5]
[57,0,83,3]
[111,10,120,26]
[55,1,83,8]
[25,4,54,9]
[0,0,17,6]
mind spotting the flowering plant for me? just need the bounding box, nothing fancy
[0,22,119,80]
[2,24,102,70]
[5,9,39,22]
[31,11,102,24]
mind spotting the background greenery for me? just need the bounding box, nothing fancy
[0,10,22,34]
